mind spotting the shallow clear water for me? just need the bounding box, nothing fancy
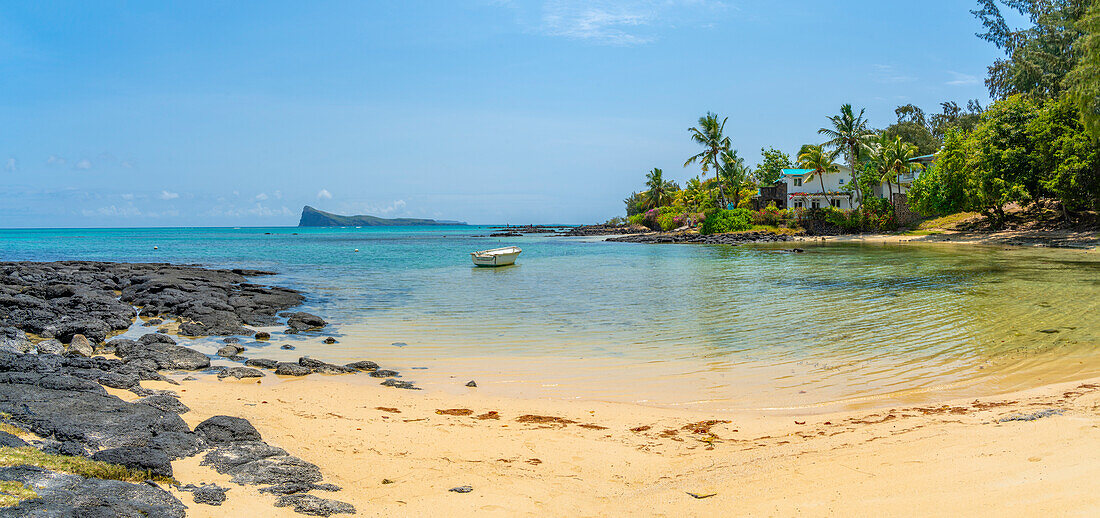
[2,226,1098,411]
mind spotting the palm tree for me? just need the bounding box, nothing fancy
[797,144,840,209]
[882,137,923,201]
[645,168,671,208]
[718,148,750,209]
[685,112,732,208]
[819,104,874,207]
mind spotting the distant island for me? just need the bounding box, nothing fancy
[297,206,466,227]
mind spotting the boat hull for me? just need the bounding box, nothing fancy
[471,247,521,267]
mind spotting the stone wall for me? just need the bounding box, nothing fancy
[891,193,921,226]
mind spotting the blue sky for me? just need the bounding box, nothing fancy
[1,1,1002,227]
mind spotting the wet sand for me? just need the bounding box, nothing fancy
[137,373,1100,516]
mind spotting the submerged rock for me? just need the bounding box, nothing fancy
[285,312,327,331]
[345,360,378,372]
[245,358,280,370]
[218,367,265,379]
[275,362,311,376]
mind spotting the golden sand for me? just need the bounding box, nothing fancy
[118,373,1100,517]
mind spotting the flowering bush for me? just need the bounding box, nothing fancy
[752,206,789,227]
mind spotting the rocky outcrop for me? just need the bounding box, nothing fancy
[0,261,306,343]
[607,230,799,244]
[0,465,186,517]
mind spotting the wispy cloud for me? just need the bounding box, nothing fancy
[159,190,180,200]
[46,155,66,166]
[317,189,333,200]
[75,159,92,170]
[255,192,269,200]
[502,0,728,46]
[870,64,916,84]
[945,71,980,86]
[5,158,15,172]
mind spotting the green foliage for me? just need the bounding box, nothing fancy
[908,132,971,215]
[972,0,1091,100]
[657,213,678,231]
[628,214,645,226]
[686,112,733,206]
[623,191,648,216]
[605,216,627,226]
[819,104,875,206]
[930,100,984,140]
[754,147,792,185]
[699,208,754,234]
[910,95,1100,223]
[718,149,751,208]
[1067,0,1100,136]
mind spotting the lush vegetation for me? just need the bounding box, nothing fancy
[620,1,1099,234]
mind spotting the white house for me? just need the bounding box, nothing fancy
[779,154,934,209]
[781,164,857,210]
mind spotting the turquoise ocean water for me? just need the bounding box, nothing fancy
[2,226,1098,411]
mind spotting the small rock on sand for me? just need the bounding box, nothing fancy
[466,380,477,387]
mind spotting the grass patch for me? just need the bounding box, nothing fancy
[0,423,25,436]
[0,480,37,506]
[0,447,174,483]
[918,212,979,230]
[904,229,944,236]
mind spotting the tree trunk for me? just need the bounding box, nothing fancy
[819,172,828,210]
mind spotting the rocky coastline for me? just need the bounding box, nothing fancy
[606,230,800,245]
[0,261,417,516]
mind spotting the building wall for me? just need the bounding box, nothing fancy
[785,165,854,209]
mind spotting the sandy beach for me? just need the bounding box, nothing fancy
[120,372,1100,517]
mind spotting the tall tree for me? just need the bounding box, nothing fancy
[882,136,925,200]
[972,0,1091,99]
[930,100,984,139]
[718,149,751,208]
[644,168,673,208]
[754,147,793,185]
[819,104,875,207]
[685,112,732,208]
[797,145,840,208]
[1066,0,1100,136]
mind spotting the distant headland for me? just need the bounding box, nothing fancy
[297,206,466,227]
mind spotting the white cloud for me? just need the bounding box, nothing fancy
[946,71,981,86]
[120,193,134,200]
[870,64,915,84]
[5,158,15,172]
[47,155,66,166]
[505,0,727,46]
[82,205,143,218]
[255,192,269,200]
[273,190,282,200]
[121,160,134,169]
[75,159,92,170]
[317,189,333,200]
[159,190,180,200]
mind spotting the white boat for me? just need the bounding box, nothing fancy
[471,246,522,267]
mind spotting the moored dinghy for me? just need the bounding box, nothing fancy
[471,246,522,267]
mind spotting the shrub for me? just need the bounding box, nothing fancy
[627,214,645,226]
[657,213,678,231]
[752,206,788,227]
[699,208,754,235]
